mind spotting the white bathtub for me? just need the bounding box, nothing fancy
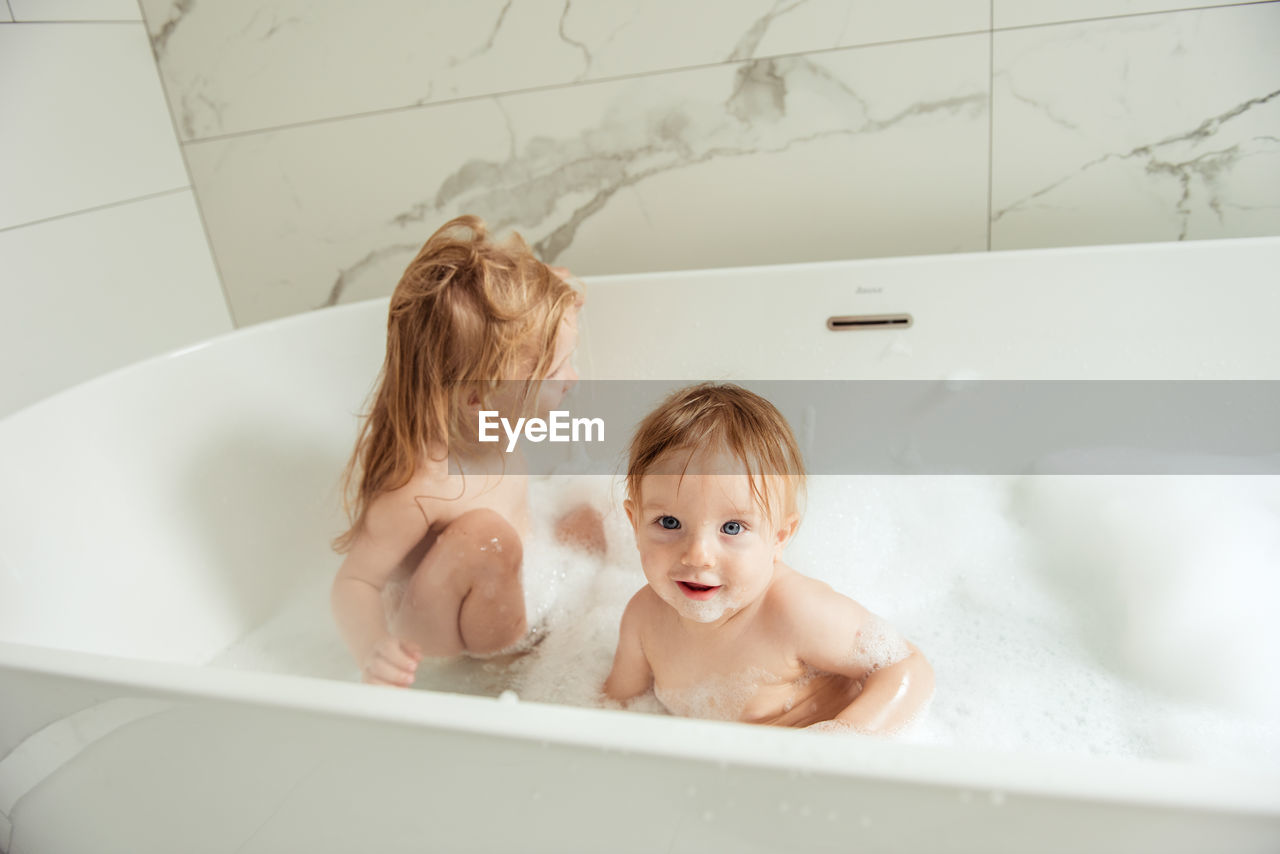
[2,238,1279,853]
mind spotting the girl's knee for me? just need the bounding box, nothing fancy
[436,508,523,570]
[405,510,522,604]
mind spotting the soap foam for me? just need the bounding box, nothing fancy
[845,613,911,673]
[214,473,1280,773]
[653,667,774,722]
[671,588,743,624]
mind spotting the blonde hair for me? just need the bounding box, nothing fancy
[626,383,806,524]
[335,215,577,552]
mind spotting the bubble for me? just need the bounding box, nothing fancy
[215,472,1280,775]
[844,615,911,673]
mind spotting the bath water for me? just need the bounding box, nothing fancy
[213,475,1280,772]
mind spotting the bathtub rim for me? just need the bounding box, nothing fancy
[3,233,1279,426]
[3,639,1278,820]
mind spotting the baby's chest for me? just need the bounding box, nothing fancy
[647,638,805,723]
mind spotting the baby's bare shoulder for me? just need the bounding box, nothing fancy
[765,565,870,630]
[363,484,425,531]
[362,465,457,532]
[617,586,666,643]
[623,585,665,620]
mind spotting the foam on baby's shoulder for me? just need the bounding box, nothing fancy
[846,613,911,673]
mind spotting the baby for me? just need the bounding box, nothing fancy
[605,383,934,732]
[331,215,601,687]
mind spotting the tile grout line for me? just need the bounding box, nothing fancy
[993,0,1278,33]
[138,3,243,329]
[2,18,140,24]
[181,27,994,146]
[987,0,995,253]
[0,187,190,234]
[176,0,1279,148]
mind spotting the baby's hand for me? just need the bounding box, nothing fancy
[361,636,423,687]
[554,503,606,555]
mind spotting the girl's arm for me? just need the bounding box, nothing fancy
[603,590,655,701]
[331,488,430,686]
[788,580,934,734]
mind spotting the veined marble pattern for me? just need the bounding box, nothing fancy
[184,34,989,325]
[991,3,1280,250]
[140,0,987,141]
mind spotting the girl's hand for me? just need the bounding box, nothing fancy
[361,636,423,687]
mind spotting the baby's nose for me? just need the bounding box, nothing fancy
[681,532,716,567]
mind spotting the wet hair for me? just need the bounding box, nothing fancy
[626,383,806,524]
[335,215,577,552]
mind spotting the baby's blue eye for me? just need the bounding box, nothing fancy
[658,516,680,530]
[721,521,743,535]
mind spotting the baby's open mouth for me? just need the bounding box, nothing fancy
[677,581,722,600]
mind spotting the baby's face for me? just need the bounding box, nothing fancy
[626,449,795,625]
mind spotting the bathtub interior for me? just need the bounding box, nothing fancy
[2,238,1280,804]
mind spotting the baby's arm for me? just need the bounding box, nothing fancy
[331,488,428,686]
[603,590,654,702]
[789,580,934,734]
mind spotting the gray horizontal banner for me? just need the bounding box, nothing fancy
[451,381,1280,475]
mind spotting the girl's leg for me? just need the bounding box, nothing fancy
[391,508,526,657]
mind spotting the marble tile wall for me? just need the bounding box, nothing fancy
[139,1,1280,326]
[991,2,1280,249]
[0,2,232,417]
